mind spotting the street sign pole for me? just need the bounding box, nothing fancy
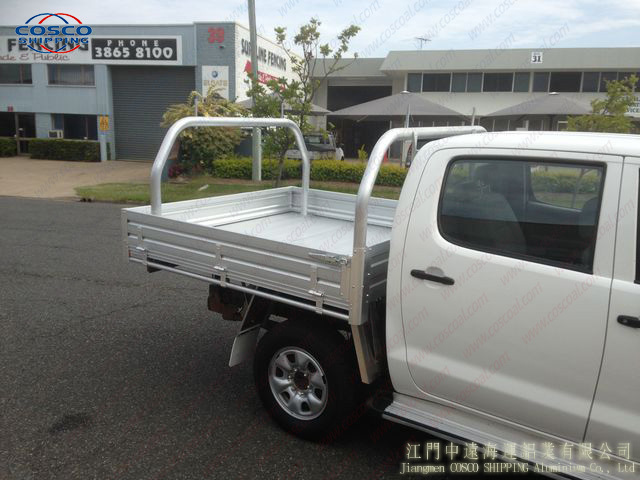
[248,0,261,181]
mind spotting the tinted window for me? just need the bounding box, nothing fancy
[582,72,599,92]
[532,72,549,92]
[0,64,32,84]
[452,73,467,92]
[48,65,95,86]
[514,72,530,92]
[439,159,604,272]
[600,72,617,92]
[423,73,451,92]
[467,73,482,92]
[549,72,582,92]
[483,73,513,92]
[407,73,422,92]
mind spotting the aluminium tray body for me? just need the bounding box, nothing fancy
[122,187,396,319]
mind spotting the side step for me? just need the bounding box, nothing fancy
[383,393,637,480]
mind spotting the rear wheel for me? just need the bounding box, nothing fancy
[253,319,359,440]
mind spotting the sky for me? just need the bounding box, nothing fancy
[2,0,639,57]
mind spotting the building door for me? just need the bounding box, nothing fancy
[400,148,621,441]
[111,66,195,160]
[16,113,35,154]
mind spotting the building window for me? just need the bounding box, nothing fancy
[451,73,467,92]
[483,73,513,92]
[0,64,32,84]
[467,73,482,92]
[51,114,64,130]
[439,158,604,272]
[513,72,530,92]
[422,73,451,92]
[549,72,582,92]
[407,73,422,92]
[50,114,98,140]
[599,72,617,92]
[48,65,95,86]
[532,72,550,92]
[582,72,599,92]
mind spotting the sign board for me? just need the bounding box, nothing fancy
[99,115,109,131]
[233,24,297,101]
[530,51,543,64]
[0,35,183,65]
[202,66,229,99]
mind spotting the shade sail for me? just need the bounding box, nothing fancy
[486,94,590,116]
[329,91,463,118]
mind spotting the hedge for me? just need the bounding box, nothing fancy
[0,137,17,157]
[210,158,408,187]
[29,138,101,162]
[531,171,600,194]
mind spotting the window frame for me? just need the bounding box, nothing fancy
[436,156,606,274]
[422,73,451,92]
[513,72,530,92]
[482,72,514,92]
[406,73,422,92]
[532,72,550,92]
[47,64,95,86]
[0,64,33,85]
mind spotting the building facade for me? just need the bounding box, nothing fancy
[0,22,294,160]
[314,47,640,157]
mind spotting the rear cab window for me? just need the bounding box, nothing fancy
[439,158,605,272]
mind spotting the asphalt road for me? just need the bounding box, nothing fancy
[1,197,538,480]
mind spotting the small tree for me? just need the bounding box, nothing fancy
[248,18,359,186]
[567,75,638,133]
[162,86,247,174]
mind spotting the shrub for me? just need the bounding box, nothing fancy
[208,157,408,187]
[531,171,600,194]
[29,138,101,162]
[0,137,17,157]
[209,157,302,180]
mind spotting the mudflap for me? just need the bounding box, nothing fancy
[228,295,272,367]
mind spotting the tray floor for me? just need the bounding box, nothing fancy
[213,212,391,255]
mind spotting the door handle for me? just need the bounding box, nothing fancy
[410,269,455,285]
[617,315,640,329]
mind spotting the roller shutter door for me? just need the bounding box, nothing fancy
[111,66,195,160]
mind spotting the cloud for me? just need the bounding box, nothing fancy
[1,0,638,56]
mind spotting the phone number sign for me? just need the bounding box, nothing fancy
[92,38,178,62]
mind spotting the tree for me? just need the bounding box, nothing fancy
[247,18,359,186]
[567,75,638,134]
[162,86,247,174]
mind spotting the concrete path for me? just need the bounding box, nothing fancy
[0,156,151,198]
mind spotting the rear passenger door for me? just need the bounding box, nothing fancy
[586,157,640,462]
[400,148,622,441]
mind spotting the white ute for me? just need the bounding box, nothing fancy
[122,117,639,479]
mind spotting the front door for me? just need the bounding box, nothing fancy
[400,148,621,441]
[586,157,640,462]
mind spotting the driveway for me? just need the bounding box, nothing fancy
[0,156,150,198]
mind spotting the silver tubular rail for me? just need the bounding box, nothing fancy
[349,126,486,327]
[150,117,311,216]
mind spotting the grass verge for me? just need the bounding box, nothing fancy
[75,177,402,204]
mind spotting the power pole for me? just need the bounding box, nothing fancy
[248,0,261,181]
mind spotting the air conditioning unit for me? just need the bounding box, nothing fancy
[48,130,64,139]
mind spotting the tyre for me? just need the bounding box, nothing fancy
[253,319,360,441]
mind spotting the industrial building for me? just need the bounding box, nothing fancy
[0,21,638,161]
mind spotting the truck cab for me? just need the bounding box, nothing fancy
[386,131,639,472]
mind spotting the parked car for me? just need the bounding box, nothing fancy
[122,117,639,478]
[285,132,344,160]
